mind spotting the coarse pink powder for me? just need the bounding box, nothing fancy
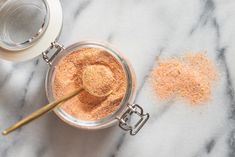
[151,52,217,104]
[52,48,127,120]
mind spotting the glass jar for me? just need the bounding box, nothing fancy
[45,41,149,135]
[0,0,149,135]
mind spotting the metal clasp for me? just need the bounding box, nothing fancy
[117,104,149,135]
[42,42,64,66]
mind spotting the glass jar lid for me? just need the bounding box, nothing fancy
[0,0,49,51]
[0,0,62,61]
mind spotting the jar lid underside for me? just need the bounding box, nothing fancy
[0,0,62,61]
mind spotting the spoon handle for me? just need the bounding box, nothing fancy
[2,88,83,135]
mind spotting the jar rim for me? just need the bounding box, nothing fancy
[45,41,136,129]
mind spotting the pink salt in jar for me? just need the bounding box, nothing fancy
[45,41,149,135]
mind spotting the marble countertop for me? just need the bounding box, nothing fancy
[1,0,235,156]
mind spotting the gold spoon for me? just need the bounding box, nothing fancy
[2,65,115,135]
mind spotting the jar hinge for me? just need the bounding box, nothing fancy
[117,104,149,135]
[42,42,64,66]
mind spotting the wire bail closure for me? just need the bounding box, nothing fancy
[42,42,64,66]
[118,104,149,135]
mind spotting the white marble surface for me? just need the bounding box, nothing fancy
[0,0,235,156]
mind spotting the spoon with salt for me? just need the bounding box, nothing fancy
[2,65,115,135]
